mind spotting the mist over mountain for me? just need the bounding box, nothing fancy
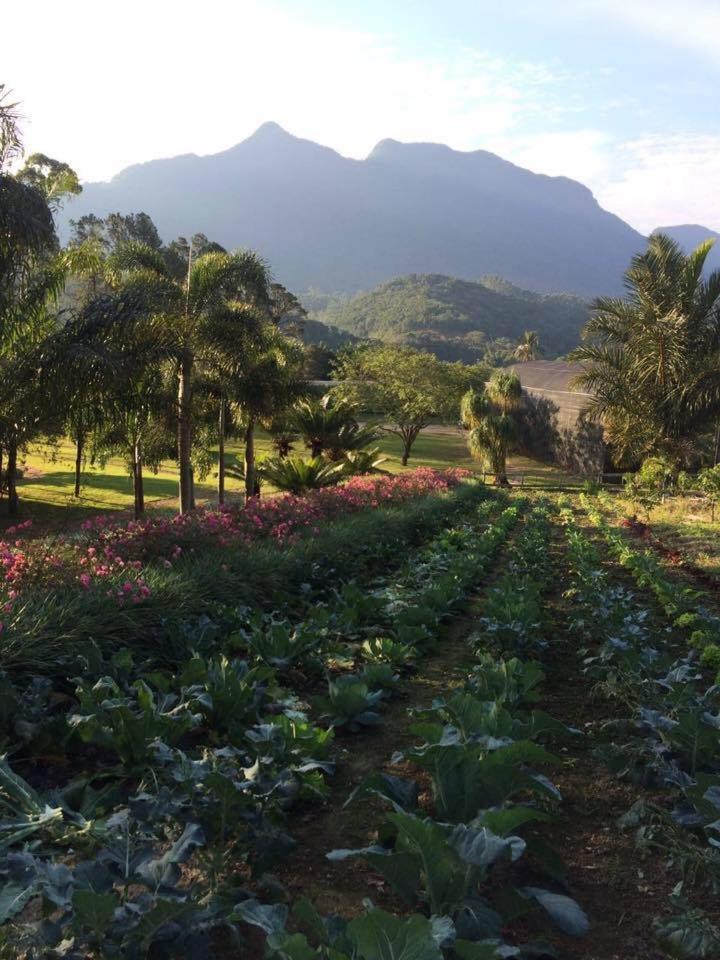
[60,122,650,298]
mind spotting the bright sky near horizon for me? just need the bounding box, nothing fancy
[5,0,720,233]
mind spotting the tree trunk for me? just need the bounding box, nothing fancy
[714,420,720,466]
[401,427,418,467]
[7,438,18,517]
[218,400,226,506]
[132,441,145,519]
[177,355,193,514]
[0,446,3,499]
[190,468,196,510]
[73,428,84,498]
[244,418,257,505]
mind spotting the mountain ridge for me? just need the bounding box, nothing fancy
[58,123,717,298]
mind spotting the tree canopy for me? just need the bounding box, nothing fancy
[573,233,720,466]
[334,343,487,464]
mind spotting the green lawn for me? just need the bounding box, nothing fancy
[3,427,577,535]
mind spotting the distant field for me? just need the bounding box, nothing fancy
[3,427,579,534]
[621,493,720,579]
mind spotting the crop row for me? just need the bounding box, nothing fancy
[562,506,720,957]
[581,493,720,670]
[0,478,486,673]
[0,492,524,957]
[239,502,591,959]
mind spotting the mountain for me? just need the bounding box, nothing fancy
[59,123,646,298]
[652,224,720,273]
[310,273,590,361]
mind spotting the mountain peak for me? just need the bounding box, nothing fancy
[368,137,456,162]
[59,125,646,298]
[248,120,293,140]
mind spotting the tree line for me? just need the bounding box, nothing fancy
[1,86,494,517]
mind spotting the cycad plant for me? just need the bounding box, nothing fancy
[461,371,522,485]
[293,393,378,460]
[572,233,720,466]
[259,456,343,495]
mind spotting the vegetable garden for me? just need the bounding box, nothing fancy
[0,474,720,958]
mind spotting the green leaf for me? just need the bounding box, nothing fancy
[521,887,589,937]
[266,931,320,960]
[348,907,443,960]
[449,824,525,869]
[388,812,466,915]
[0,881,36,923]
[454,941,513,959]
[135,900,195,946]
[292,896,330,946]
[233,899,289,935]
[72,889,116,934]
[477,806,551,837]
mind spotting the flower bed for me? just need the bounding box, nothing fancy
[0,469,469,623]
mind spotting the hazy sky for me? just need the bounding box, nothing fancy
[6,0,720,232]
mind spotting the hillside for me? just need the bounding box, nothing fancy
[58,122,646,298]
[310,273,590,360]
[653,224,720,273]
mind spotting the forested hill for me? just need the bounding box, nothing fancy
[310,274,590,361]
[59,122,645,298]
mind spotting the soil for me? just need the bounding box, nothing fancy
[242,502,707,959]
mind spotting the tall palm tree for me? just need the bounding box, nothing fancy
[514,330,541,362]
[461,371,522,485]
[218,325,306,503]
[106,243,271,513]
[572,234,720,465]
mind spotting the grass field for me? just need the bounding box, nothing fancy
[2,426,581,533]
[617,491,720,578]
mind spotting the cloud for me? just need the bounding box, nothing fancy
[487,129,614,183]
[597,135,720,232]
[585,0,720,65]
[4,0,571,181]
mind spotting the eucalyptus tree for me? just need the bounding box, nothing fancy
[573,234,720,466]
[461,370,522,485]
[106,243,271,513]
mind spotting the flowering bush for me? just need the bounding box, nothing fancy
[0,469,468,622]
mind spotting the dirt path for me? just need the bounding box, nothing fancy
[534,509,677,960]
[243,500,697,959]
[273,609,482,915]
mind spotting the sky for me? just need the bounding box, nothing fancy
[5,0,720,233]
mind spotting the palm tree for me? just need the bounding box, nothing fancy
[106,243,271,513]
[218,325,306,503]
[460,371,522,485]
[514,330,541,362]
[572,234,720,466]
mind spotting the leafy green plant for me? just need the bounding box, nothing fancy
[260,456,344,494]
[315,675,385,731]
[69,677,200,769]
[361,636,417,670]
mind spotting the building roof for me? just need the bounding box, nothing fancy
[509,360,591,396]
